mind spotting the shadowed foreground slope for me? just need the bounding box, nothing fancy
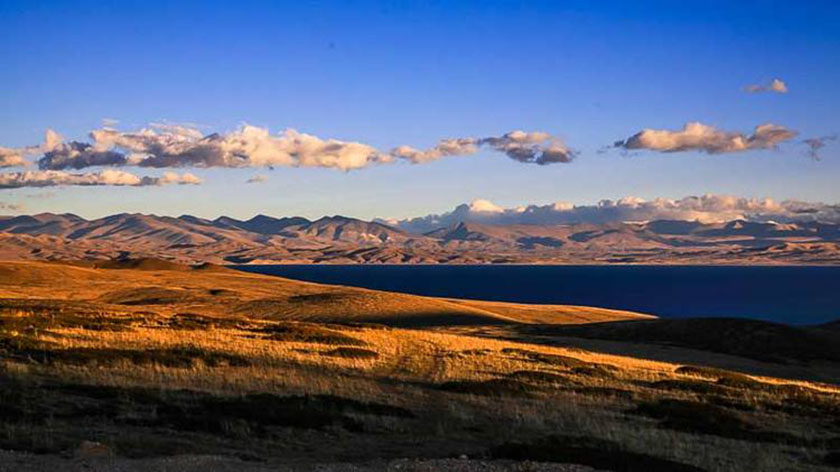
[1,260,839,471]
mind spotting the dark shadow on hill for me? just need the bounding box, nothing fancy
[0,375,413,458]
[489,434,706,472]
[516,318,840,364]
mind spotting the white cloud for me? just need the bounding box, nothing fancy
[0,129,73,168]
[478,131,575,164]
[0,169,202,189]
[27,123,575,171]
[0,147,29,168]
[390,137,478,163]
[391,194,840,232]
[615,122,797,154]
[391,131,575,165]
[158,171,203,185]
[745,78,788,94]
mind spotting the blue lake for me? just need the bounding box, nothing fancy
[233,265,840,325]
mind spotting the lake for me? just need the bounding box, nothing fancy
[233,265,840,325]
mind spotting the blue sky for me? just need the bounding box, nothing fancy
[1,0,839,219]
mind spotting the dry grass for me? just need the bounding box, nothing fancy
[1,260,839,471]
[0,260,649,326]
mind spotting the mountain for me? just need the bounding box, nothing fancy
[0,212,838,265]
[211,215,310,235]
[291,216,410,244]
[0,213,86,236]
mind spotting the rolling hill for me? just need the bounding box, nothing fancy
[2,259,839,470]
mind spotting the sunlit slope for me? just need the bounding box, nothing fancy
[0,260,650,327]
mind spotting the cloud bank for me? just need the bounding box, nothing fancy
[390,195,840,232]
[20,124,574,172]
[0,170,202,189]
[745,78,788,94]
[615,122,797,154]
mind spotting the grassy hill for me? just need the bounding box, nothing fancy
[1,260,838,471]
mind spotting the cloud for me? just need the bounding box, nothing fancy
[389,194,840,232]
[478,131,575,165]
[803,135,837,161]
[615,122,797,154]
[0,169,202,189]
[25,123,574,171]
[391,131,575,165]
[390,137,478,163]
[246,174,269,184]
[159,171,203,185]
[39,141,128,170]
[0,129,70,168]
[0,147,29,168]
[745,78,788,94]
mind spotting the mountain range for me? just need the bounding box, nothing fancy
[1,212,839,264]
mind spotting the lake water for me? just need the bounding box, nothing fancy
[233,265,840,325]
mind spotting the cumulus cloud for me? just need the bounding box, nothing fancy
[0,129,70,168]
[22,123,574,171]
[392,131,575,165]
[745,78,788,94]
[803,135,837,161]
[0,147,29,168]
[0,169,202,189]
[158,171,203,185]
[390,195,840,233]
[39,140,128,170]
[478,131,575,165]
[246,174,269,184]
[390,138,478,163]
[615,122,797,154]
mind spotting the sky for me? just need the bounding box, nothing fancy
[1,0,839,220]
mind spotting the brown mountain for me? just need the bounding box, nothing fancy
[0,212,838,265]
[212,215,311,235]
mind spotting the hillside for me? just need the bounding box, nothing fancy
[0,260,649,327]
[1,212,839,265]
[1,260,840,470]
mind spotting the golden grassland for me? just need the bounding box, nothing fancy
[1,260,839,471]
